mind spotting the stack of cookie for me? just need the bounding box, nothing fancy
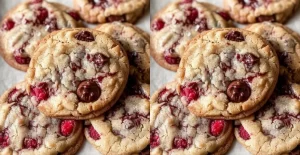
[0,0,150,155]
[150,0,300,155]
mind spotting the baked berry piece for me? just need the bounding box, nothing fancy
[235,78,300,154]
[95,22,150,83]
[73,0,149,23]
[26,28,129,119]
[0,82,83,155]
[177,28,279,119]
[224,0,299,23]
[84,81,150,154]
[0,0,82,71]
[247,22,300,83]
[150,82,233,154]
[150,0,231,71]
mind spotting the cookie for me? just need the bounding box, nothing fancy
[177,28,279,119]
[95,22,150,83]
[150,82,233,154]
[26,28,130,119]
[84,80,150,155]
[234,77,300,154]
[224,0,299,23]
[150,0,231,71]
[246,22,300,83]
[0,0,82,71]
[73,0,149,23]
[0,82,84,155]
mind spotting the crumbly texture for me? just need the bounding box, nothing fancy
[0,0,82,71]
[234,78,300,155]
[246,22,300,83]
[95,22,150,83]
[150,0,231,71]
[224,0,299,23]
[73,0,149,23]
[84,82,150,155]
[26,28,129,119]
[0,82,84,155]
[150,82,233,155]
[177,28,279,119]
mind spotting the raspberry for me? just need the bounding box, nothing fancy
[30,82,49,102]
[88,125,100,140]
[2,19,15,31]
[60,120,75,137]
[225,31,245,42]
[75,31,95,42]
[150,130,160,148]
[238,125,250,140]
[23,138,38,149]
[209,120,225,136]
[173,137,188,149]
[152,19,165,31]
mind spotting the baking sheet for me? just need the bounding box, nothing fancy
[0,0,149,154]
[150,0,300,154]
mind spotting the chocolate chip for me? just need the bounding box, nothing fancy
[225,31,245,42]
[226,80,251,102]
[74,31,95,42]
[77,81,101,102]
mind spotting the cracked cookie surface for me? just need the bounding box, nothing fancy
[224,0,299,23]
[150,82,233,155]
[150,0,231,71]
[0,0,82,71]
[0,82,83,155]
[26,28,129,119]
[95,22,150,83]
[246,22,300,83]
[235,77,300,155]
[177,28,279,119]
[73,0,149,23]
[84,80,150,155]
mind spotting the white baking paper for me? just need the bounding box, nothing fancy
[0,0,149,154]
[150,0,300,155]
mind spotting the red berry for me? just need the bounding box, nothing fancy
[30,0,43,4]
[36,7,48,23]
[0,130,9,148]
[186,7,198,23]
[87,53,108,67]
[75,31,95,42]
[14,55,31,64]
[2,19,15,31]
[23,138,38,149]
[225,31,245,42]
[180,82,199,103]
[67,11,81,21]
[210,120,225,136]
[60,120,75,137]
[164,55,181,64]
[150,130,160,148]
[238,125,250,140]
[217,11,231,21]
[173,137,188,149]
[88,125,100,140]
[152,19,165,31]
[30,83,49,102]
[181,0,193,3]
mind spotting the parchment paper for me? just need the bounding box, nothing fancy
[0,0,149,154]
[150,0,300,154]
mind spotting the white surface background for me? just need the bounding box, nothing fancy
[0,0,149,154]
[150,0,300,155]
